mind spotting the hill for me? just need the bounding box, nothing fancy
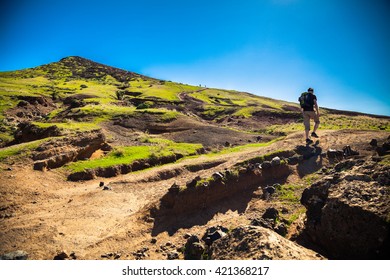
[0,56,389,260]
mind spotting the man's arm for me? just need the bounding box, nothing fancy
[314,99,320,116]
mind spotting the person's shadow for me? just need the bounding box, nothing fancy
[297,140,323,178]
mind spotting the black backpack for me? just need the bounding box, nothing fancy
[299,92,314,109]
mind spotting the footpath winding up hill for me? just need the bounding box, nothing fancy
[0,57,389,260]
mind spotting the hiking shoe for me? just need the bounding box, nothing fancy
[311,132,319,138]
[306,138,313,144]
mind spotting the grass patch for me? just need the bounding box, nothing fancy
[282,207,306,225]
[32,121,100,131]
[66,138,202,172]
[0,138,54,161]
[275,184,304,204]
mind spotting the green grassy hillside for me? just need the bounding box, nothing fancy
[1,56,389,151]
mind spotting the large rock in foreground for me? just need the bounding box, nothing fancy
[301,158,390,259]
[210,226,324,260]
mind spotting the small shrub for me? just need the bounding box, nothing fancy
[112,148,125,158]
[136,101,154,109]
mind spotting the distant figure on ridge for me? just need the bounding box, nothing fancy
[299,87,320,144]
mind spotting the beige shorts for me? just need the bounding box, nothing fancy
[303,111,320,131]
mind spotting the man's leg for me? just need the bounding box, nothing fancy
[312,112,320,133]
[303,111,311,141]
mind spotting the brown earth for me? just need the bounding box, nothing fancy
[0,129,388,260]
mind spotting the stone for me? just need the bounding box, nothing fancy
[53,251,69,260]
[167,251,179,260]
[327,149,344,160]
[369,139,378,147]
[262,207,279,220]
[301,159,390,259]
[275,223,288,236]
[210,226,324,260]
[261,161,272,169]
[184,235,205,260]
[168,182,180,194]
[265,185,276,195]
[271,156,281,166]
[186,176,201,188]
[212,172,224,181]
[0,250,28,260]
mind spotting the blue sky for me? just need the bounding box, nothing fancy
[1,0,389,116]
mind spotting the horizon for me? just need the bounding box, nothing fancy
[1,0,389,116]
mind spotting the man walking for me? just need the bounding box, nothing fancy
[299,87,320,144]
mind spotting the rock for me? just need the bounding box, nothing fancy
[168,182,180,194]
[271,156,281,166]
[68,169,96,181]
[264,185,276,195]
[376,140,390,156]
[301,160,390,259]
[343,145,359,156]
[99,181,104,187]
[17,100,29,107]
[250,218,274,229]
[0,250,28,260]
[53,251,69,260]
[210,226,324,260]
[327,149,344,160]
[186,176,201,189]
[103,185,111,191]
[202,226,228,246]
[275,223,288,236]
[295,145,319,160]
[167,251,179,260]
[151,238,157,244]
[334,159,356,172]
[369,139,378,147]
[261,161,272,169]
[262,207,279,220]
[212,172,224,181]
[184,235,205,260]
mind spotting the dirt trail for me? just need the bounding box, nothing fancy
[0,130,387,259]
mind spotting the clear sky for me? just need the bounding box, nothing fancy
[1,0,389,116]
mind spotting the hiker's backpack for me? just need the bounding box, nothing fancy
[299,92,314,109]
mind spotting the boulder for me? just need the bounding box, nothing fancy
[262,207,279,220]
[202,226,228,246]
[210,226,324,260]
[369,139,377,147]
[326,149,344,160]
[0,250,28,260]
[301,159,390,259]
[261,161,272,169]
[271,156,281,166]
[184,235,205,260]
